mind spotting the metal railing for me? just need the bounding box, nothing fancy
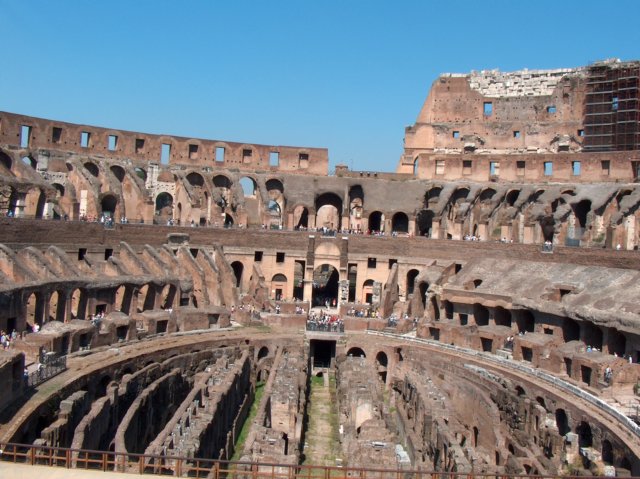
[0,442,628,479]
[367,330,640,439]
[26,355,67,388]
[305,321,344,333]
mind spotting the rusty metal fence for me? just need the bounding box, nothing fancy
[0,442,631,479]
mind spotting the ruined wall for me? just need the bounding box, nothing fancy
[0,111,329,175]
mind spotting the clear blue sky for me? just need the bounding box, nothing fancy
[2,0,639,173]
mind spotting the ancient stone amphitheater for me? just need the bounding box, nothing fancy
[1,59,640,478]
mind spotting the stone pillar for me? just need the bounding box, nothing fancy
[64,294,73,323]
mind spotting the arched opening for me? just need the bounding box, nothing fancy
[425,187,442,206]
[473,303,489,326]
[515,385,526,397]
[391,212,409,233]
[539,215,555,242]
[494,307,512,328]
[473,426,479,447]
[25,292,40,327]
[555,409,570,436]
[416,209,435,237]
[315,192,342,230]
[362,279,375,305]
[224,213,234,227]
[506,189,520,207]
[608,329,626,357]
[375,351,388,383]
[293,205,309,229]
[35,191,46,219]
[479,188,496,202]
[583,323,603,350]
[101,194,118,217]
[536,396,546,410]
[48,291,65,322]
[430,296,440,320]
[312,264,339,307]
[346,347,366,358]
[110,165,125,182]
[418,282,428,310]
[368,211,384,233]
[186,172,205,187]
[22,156,37,169]
[576,421,593,448]
[213,174,232,189]
[443,300,453,320]
[293,261,305,301]
[562,318,580,342]
[348,185,364,231]
[406,269,419,295]
[52,183,65,198]
[83,162,99,177]
[155,192,173,216]
[451,187,470,204]
[239,177,257,197]
[0,152,12,171]
[516,310,535,333]
[602,440,614,465]
[257,346,269,361]
[572,199,592,229]
[271,273,288,301]
[134,167,147,182]
[231,261,244,289]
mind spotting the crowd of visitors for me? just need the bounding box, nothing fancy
[306,310,344,332]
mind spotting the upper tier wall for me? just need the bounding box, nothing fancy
[0,112,329,176]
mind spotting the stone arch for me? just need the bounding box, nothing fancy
[312,264,339,307]
[83,162,99,177]
[231,261,244,289]
[186,171,205,187]
[239,176,257,197]
[293,205,309,229]
[0,151,12,171]
[155,192,173,215]
[583,322,603,350]
[271,273,288,301]
[608,328,626,357]
[443,300,454,320]
[494,306,512,327]
[505,189,520,207]
[134,167,147,182]
[572,199,592,229]
[515,385,526,397]
[418,282,429,310]
[478,187,497,202]
[213,174,232,189]
[602,439,614,465]
[348,185,364,230]
[562,317,580,342]
[346,347,366,358]
[555,408,570,436]
[257,346,269,361]
[362,279,375,304]
[315,192,342,230]
[35,190,46,219]
[451,186,470,203]
[416,209,435,237]
[392,212,409,233]
[425,186,442,206]
[110,165,125,183]
[576,421,593,448]
[52,183,65,198]
[101,194,118,217]
[375,351,388,383]
[22,156,37,170]
[406,269,419,295]
[368,211,384,232]
[473,303,489,326]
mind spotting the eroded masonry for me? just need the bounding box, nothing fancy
[1,59,640,477]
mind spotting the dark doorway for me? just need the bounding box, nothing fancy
[310,339,336,368]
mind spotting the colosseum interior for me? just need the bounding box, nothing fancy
[1,59,640,478]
